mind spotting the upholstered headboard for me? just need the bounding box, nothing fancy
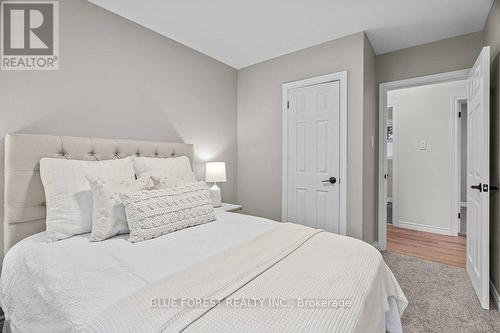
[3,133,194,253]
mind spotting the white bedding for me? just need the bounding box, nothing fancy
[0,211,276,332]
[1,211,405,333]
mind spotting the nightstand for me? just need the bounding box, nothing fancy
[215,203,242,212]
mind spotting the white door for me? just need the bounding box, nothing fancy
[287,81,340,233]
[466,46,490,309]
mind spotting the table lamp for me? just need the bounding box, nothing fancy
[205,162,226,207]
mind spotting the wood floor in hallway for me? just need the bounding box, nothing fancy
[387,224,466,268]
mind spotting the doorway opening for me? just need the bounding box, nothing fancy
[382,79,467,268]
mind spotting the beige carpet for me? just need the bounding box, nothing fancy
[383,251,500,333]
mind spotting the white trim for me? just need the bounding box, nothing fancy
[451,96,466,237]
[391,104,399,228]
[387,197,393,203]
[380,69,471,92]
[282,71,348,235]
[378,69,470,250]
[491,280,500,311]
[396,220,453,236]
[379,84,388,249]
[461,202,467,208]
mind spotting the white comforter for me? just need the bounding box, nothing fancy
[1,212,406,332]
[0,211,276,332]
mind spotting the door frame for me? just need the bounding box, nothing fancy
[452,96,467,237]
[377,69,470,250]
[281,71,348,235]
[389,104,399,228]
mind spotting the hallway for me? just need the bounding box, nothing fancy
[387,224,466,268]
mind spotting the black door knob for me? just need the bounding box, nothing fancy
[471,183,482,192]
[322,177,337,184]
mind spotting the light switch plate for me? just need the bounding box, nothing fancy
[418,140,427,150]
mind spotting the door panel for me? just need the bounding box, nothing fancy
[466,46,490,310]
[287,81,340,233]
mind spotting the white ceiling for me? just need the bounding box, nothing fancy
[88,0,493,69]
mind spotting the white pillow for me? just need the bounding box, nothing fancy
[133,156,195,189]
[39,157,135,241]
[121,181,215,242]
[87,175,153,241]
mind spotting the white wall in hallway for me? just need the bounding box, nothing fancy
[388,80,467,234]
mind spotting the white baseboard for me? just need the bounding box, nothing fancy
[396,220,452,236]
[491,280,500,311]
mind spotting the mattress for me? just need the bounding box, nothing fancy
[0,211,406,332]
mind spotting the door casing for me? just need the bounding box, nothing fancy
[281,71,348,235]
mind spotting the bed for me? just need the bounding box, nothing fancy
[1,134,407,333]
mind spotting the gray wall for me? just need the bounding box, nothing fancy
[484,0,500,299]
[237,32,368,239]
[484,0,500,59]
[376,31,483,84]
[0,0,238,257]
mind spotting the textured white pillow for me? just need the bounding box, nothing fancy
[39,157,135,241]
[87,175,153,241]
[121,181,215,242]
[133,156,195,189]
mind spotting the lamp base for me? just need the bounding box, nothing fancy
[210,183,222,208]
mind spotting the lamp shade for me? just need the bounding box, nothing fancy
[205,162,226,183]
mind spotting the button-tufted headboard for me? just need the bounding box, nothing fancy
[3,133,194,253]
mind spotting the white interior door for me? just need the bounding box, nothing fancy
[287,81,340,233]
[466,46,490,310]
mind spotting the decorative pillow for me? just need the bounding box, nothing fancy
[133,156,195,189]
[39,157,135,241]
[87,175,154,241]
[121,181,215,242]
